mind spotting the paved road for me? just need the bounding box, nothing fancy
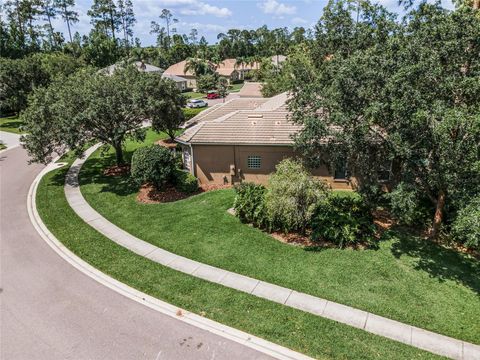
[0,131,21,151]
[0,146,272,360]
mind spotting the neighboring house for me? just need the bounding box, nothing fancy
[161,73,188,91]
[101,61,163,75]
[164,58,265,87]
[176,92,352,190]
[163,60,197,88]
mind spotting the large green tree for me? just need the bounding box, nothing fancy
[21,67,147,165]
[139,74,186,141]
[289,2,480,238]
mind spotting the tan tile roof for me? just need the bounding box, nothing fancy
[177,92,300,145]
[237,82,263,98]
[184,97,269,127]
[163,60,195,77]
[177,111,300,145]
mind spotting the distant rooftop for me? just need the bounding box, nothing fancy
[161,73,188,82]
[101,61,163,75]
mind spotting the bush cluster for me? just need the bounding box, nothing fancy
[233,158,376,247]
[311,195,376,248]
[131,145,176,190]
[233,182,268,226]
[451,198,480,250]
[131,144,199,194]
[174,169,199,194]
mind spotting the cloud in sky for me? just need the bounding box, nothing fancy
[257,0,297,16]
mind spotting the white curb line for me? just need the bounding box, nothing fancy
[27,159,313,360]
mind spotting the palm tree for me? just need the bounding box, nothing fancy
[184,57,214,77]
[235,56,245,80]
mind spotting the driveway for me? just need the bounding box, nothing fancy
[0,146,273,360]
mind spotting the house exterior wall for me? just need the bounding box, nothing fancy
[187,144,352,190]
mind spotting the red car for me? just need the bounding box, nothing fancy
[206,91,220,99]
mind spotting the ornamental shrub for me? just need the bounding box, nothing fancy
[311,194,376,248]
[130,145,175,190]
[264,159,329,234]
[233,182,268,227]
[174,169,199,194]
[451,198,480,250]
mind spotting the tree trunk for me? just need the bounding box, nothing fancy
[63,4,73,42]
[113,142,124,165]
[431,190,446,240]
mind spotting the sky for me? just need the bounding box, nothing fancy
[51,0,455,46]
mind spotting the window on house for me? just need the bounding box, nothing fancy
[334,160,347,180]
[247,155,261,169]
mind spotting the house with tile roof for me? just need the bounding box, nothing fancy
[163,60,198,88]
[176,92,352,190]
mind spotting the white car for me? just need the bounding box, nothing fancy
[187,99,208,108]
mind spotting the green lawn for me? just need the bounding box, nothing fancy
[78,137,480,345]
[36,145,441,360]
[183,91,206,99]
[0,115,24,134]
[229,83,244,92]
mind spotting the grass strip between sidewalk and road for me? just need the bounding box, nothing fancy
[36,159,442,360]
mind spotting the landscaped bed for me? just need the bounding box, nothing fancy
[36,143,443,360]
[77,134,480,345]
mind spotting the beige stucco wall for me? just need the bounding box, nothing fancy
[190,144,353,190]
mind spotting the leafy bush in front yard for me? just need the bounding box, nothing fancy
[183,107,205,120]
[265,159,329,234]
[385,183,432,226]
[174,169,199,194]
[311,195,376,248]
[131,145,175,190]
[233,182,268,227]
[451,198,480,250]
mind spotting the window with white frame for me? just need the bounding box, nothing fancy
[247,155,261,169]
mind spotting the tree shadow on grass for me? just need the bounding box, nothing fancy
[0,120,23,131]
[388,227,480,296]
[79,154,137,197]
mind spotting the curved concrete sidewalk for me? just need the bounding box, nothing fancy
[65,143,480,360]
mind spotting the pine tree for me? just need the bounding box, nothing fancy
[55,0,78,42]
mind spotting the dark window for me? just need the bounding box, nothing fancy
[334,161,347,180]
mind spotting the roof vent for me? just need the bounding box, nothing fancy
[251,121,257,125]
[275,121,281,125]
[248,114,263,118]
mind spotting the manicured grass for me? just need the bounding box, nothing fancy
[229,83,244,92]
[79,139,480,345]
[183,91,206,99]
[0,115,25,134]
[37,150,441,359]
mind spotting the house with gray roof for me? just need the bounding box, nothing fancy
[161,73,188,91]
[176,92,352,190]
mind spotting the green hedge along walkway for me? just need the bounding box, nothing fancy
[64,143,480,360]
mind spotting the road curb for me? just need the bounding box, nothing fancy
[26,158,313,360]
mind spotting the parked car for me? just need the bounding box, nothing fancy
[187,99,208,108]
[206,91,220,99]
